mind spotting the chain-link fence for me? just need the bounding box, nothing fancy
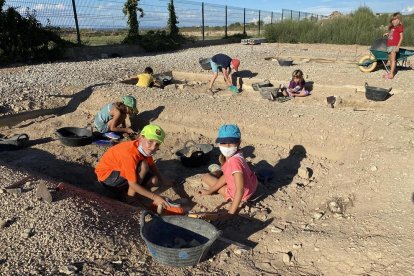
[4,0,327,45]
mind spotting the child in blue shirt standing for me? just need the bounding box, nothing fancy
[207,54,240,94]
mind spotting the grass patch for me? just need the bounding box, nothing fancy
[264,7,414,46]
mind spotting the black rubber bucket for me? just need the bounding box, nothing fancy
[55,127,93,147]
[365,83,391,101]
[176,140,213,167]
[277,58,293,66]
[140,211,221,267]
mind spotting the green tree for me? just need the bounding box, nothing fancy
[0,2,68,62]
[123,0,144,42]
[167,0,179,36]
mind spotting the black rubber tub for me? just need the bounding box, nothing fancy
[176,140,213,167]
[365,83,392,101]
[140,211,220,267]
[277,58,293,66]
[56,127,93,147]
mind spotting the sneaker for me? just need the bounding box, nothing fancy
[104,132,121,140]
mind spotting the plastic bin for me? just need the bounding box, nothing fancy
[140,211,221,267]
[365,83,391,101]
[277,58,293,66]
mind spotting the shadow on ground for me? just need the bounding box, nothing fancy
[0,83,108,128]
[252,145,307,204]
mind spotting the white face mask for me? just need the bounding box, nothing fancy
[219,146,238,158]
[138,144,151,156]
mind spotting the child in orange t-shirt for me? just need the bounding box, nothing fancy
[95,124,172,208]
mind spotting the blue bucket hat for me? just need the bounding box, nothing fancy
[215,124,241,144]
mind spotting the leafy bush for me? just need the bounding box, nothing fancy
[0,2,70,62]
[123,0,144,43]
[223,33,249,43]
[264,7,414,46]
[138,31,191,52]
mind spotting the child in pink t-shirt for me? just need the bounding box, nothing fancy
[199,124,257,215]
[384,12,404,79]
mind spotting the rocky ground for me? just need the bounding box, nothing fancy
[0,42,414,275]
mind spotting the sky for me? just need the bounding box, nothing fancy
[191,0,414,15]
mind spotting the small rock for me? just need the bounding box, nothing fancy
[292,114,301,118]
[59,265,78,275]
[333,96,342,107]
[298,167,310,179]
[270,226,283,233]
[255,261,272,270]
[293,243,302,249]
[0,220,7,228]
[234,248,248,255]
[370,166,378,171]
[0,188,5,194]
[282,252,292,264]
[22,228,33,238]
[5,188,22,195]
[328,201,342,213]
[313,212,324,220]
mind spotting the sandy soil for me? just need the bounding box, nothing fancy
[1,42,414,275]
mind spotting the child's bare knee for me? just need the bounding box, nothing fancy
[148,176,159,186]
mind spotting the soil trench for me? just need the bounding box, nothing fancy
[1,43,413,275]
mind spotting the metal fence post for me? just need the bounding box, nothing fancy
[271,11,273,24]
[299,11,301,20]
[282,10,284,22]
[202,2,205,40]
[258,10,261,35]
[71,0,81,44]
[225,5,227,38]
[243,8,246,35]
[291,10,293,20]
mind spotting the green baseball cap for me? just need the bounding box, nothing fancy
[141,124,165,143]
[122,95,138,114]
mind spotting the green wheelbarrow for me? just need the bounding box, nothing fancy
[358,37,414,73]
